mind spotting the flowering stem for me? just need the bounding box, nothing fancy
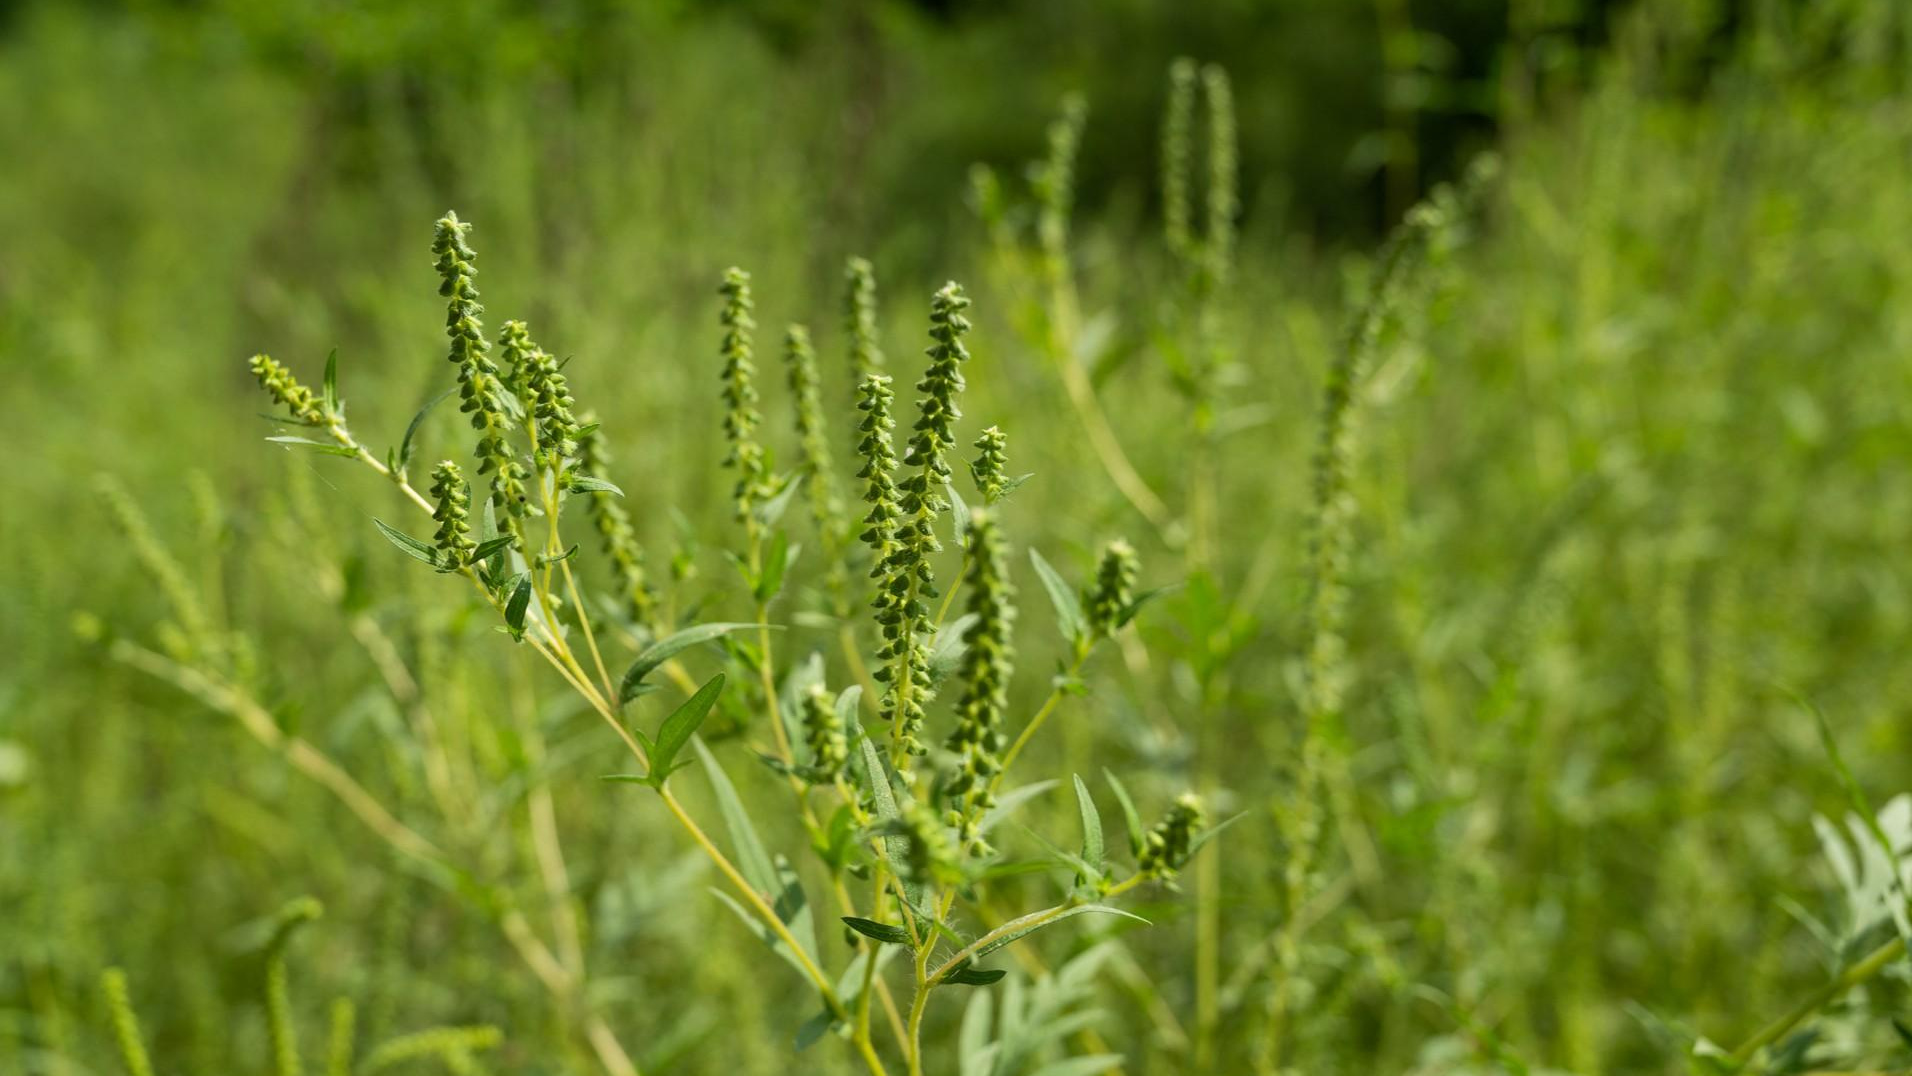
[991,648,1090,791]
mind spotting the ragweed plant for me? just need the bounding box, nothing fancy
[103,209,1230,1076]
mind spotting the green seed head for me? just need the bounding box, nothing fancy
[968,163,1009,246]
[498,318,536,402]
[785,324,841,528]
[249,354,325,426]
[433,213,528,542]
[855,373,902,569]
[898,282,973,522]
[1036,95,1088,271]
[1201,64,1238,284]
[719,267,772,530]
[943,508,1017,848]
[428,460,476,569]
[1138,792,1205,880]
[518,329,579,472]
[577,419,656,627]
[1162,58,1198,257]
[844,257,885,385]
[969,425,1010,504]
[900,799,962,886]
[877,283,975,780]
[801,683,847,784]
[1085,538,1139,639]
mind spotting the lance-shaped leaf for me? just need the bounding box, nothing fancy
[397,386,457,474]
[1073,774,1104,879]
[841,917,913,945]
[618,623,771,703]
[643,674,724,787]
[372,519,438,565]
[694,739,781,903]
[969,905,1147,964]
[503,573,532,640]
[567,475,623,496]
[944,963,1007,987]
[321,348,340,415]
[1029,548,1086,643]
[1103,769,1146,858]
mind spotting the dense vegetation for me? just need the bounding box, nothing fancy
[7,2,1912,1074]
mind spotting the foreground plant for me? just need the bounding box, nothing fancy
[104,207,1231,1075]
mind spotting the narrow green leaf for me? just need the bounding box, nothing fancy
[944,965,1006,986]
[841,917,912,945]
[617,623,769,704]
[997,473,1034,500]
[536,544,580,567]
[793,1010,835,1053]
[471,536,514,562]
[857,738,922,910]
[1103,769,1145,858]
[503,574,533,640]
[649,674,725,786]
[834,686,862,729]
[1188,810,1249,855]
[321,348,339,415]
[708,889,813,983]
[568,475,623,496]
[971,905,1147,962]
[927,613,978,685]
[755,530,791,603]
[1117,584,1179,628]
[398,387,457,473]
[946,481,971,545]
[372,518,438,566]
[1073,774,1104,878]
[773,854,817,962]
[692,739,780,901]
[266,436,358,458]
[1029,548,1086,643]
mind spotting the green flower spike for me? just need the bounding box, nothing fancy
[943,507,1016,850]
[577,419,656,627]
[719,267,773,532]
[899,799,962,887]
[801,683,847,784]
[969,425,1010,505]
[428,460,477,569]
[1202,63,1238,283]
[1138,792,1205,880]
[433,213,529,542]
[1085,538,1139,639]
[878,283,974,780]
[1162,58,1197,257]
[844,257,886,386]
[250,355,325,426]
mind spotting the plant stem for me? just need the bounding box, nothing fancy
[1730,935,1905,1063]
[990,649,1090,794]
[655,787,856,1029]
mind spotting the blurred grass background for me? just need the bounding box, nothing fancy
[7,0,1912,1073]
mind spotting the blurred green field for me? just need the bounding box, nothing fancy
[8,2,1912,1074]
